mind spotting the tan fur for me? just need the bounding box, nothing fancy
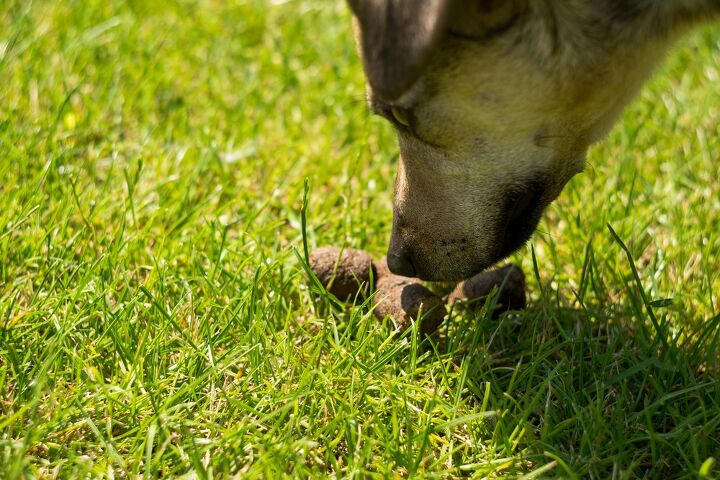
[351,0,719,280]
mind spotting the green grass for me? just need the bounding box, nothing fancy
[1,0,719,477]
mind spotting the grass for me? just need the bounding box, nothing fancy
[1,0,719,477]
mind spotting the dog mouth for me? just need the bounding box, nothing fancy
[389,179,552,282]
[499,179,547,258]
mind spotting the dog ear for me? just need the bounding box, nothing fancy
[348,0,450,101]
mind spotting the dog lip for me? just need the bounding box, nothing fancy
[501,206,542,255]
[414,257,493,282]
[499,179,547,256]
[505,179,545,225]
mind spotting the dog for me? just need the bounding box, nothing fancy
[348,0,719,281]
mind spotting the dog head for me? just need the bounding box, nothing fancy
[349,0,679,280]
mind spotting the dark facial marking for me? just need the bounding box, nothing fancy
[447,11,522,42]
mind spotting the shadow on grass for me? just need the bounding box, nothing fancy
[441,294,720,477]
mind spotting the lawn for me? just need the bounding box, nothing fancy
[1,0,719,478]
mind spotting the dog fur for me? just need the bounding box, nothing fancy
[348,0,720,281]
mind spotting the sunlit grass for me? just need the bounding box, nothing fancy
[1,1,718,477]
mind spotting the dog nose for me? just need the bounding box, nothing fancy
[386,245,417,277]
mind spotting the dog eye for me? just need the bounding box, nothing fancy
[390,106,411,127]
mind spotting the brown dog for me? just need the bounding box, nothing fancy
[348,0,719,281]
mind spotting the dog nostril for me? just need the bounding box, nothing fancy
[387,247,417,277]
